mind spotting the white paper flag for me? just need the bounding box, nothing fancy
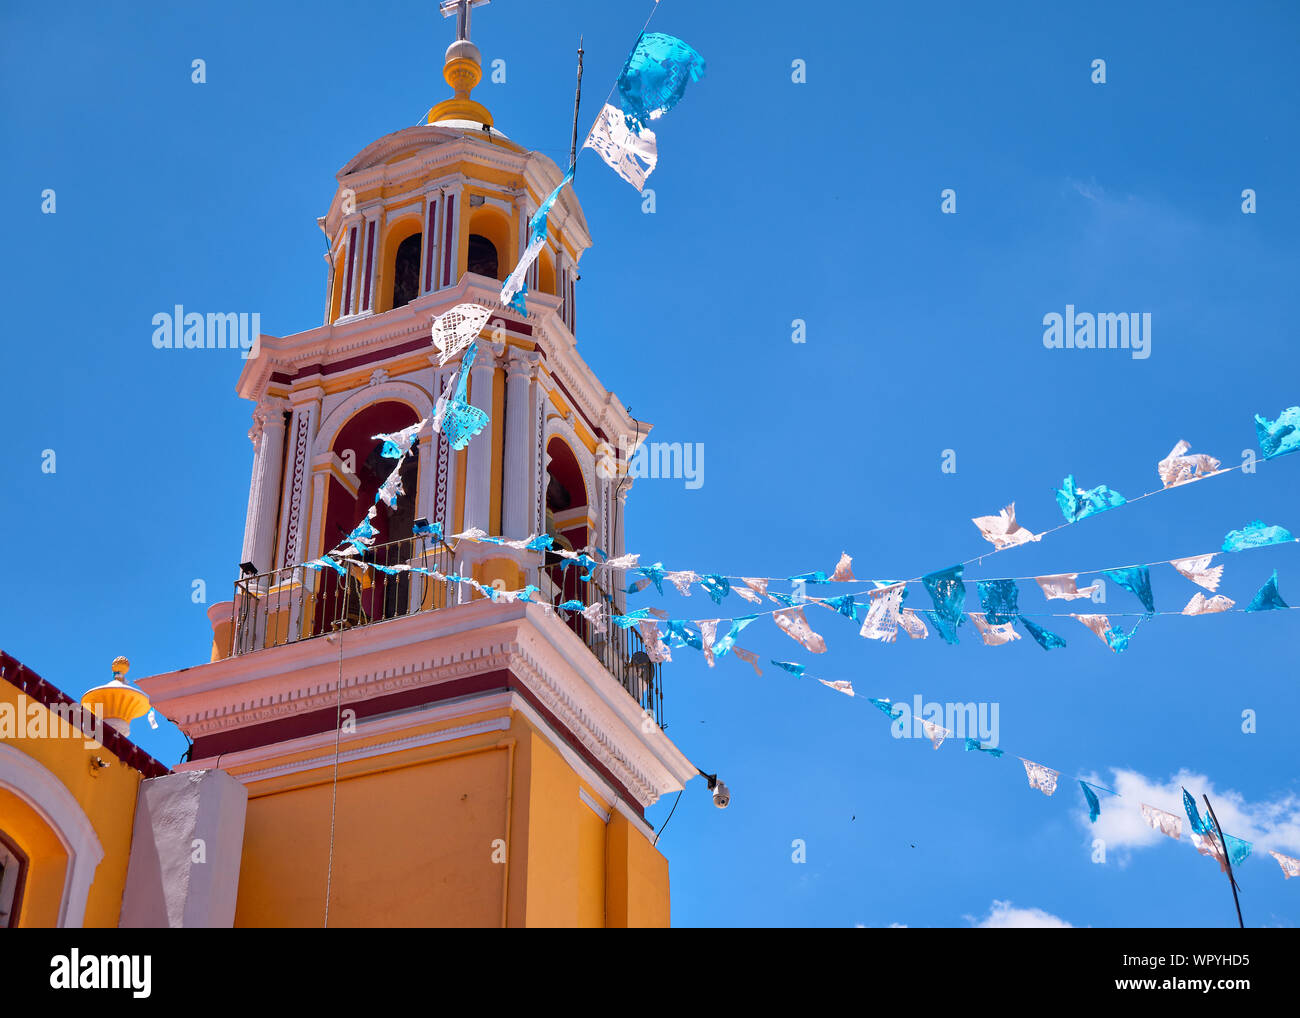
[1036,573,1100,601]
[1141,803,1182,840]
[1158,440,1221,488]
[899,609,929,640]
[1170,554,1224,592]
[1269,850,1300,879]
[920,718,948,749]
[830,552,855,582]
[583,103,658,191]
[774,606,827,654]
[972,503,1041,550]
[732,646,763,676]
[818,679,855,697]
[1021,758,1060,796]
[860,584,906,643]
[969,612,1021,646]
[1182,592,1235,615]
[431,303,492,366]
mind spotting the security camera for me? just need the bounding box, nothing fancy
[702,772,730,809]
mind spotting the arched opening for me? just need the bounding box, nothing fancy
[391,232,422,309]
[467,234,499,279]
[544,436,593,613]
[378,217,423,314]
[538,248,556,297]
[313,401,430,637]
[0,830,29,928]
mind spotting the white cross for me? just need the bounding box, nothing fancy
[440,0,490,43]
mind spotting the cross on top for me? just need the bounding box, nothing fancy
[440,0,490,43]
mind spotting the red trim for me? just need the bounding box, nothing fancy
[442,194,455,287]
[189,666,647,817]
[0,652,172,779]
[342,226,357,316]
[424,199,437,293]
[361,220,376,312]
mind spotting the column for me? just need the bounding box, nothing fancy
[276,391,322,570]
[358,212,380,314]
[422,191,441,297]
[462,343,503,532]
[240,398,288,576]
[502,349,539,538]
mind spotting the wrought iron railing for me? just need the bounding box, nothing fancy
[229,536,663,726]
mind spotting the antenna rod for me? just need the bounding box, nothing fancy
[569,35,585,175]
[1203,794,1245,929]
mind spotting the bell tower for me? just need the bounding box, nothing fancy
[139,7,696,928]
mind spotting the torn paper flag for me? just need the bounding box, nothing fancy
[977,578,1019,624]
[1141,804,1182,840]
[859,583,905,643]
[830,552,855,582]
[971,503,1041,550]
[732,646,763,676]
[434,342,489,450]
[699,619,719,668]
[1170,554,1223,592]
[1019,616,1067,650]
[898,609,929,639]
[665,570,701,596]
[583,103,658,191]
[920,719,948,749]
[1021,759,1060,796]
[1035,573,1100,601]
[1222,519,1294,553]
[375,419,427,460]
[1157,440,1221,488]
[818,679,854,697]
[1103,566,1155,616]
[616,32,707,131]
[774,606,827,654]
[501,167,574,309]
[639,621,671,663]
[1270,850,1300,879]
[1182,592,1234,615]
[1255,405,1300,459]
[1246,570,1288,612]
[969,613,1020,646]
[1056,474,1126,523]
[1070,613,1127,651]
[431,303,492,366]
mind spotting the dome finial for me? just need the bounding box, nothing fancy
[428,0,494,128]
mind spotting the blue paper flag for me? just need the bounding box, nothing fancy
[789,570,829,584]
[344,517,378,554]
[1019,616,1067,650]
[412,520,444,541]
[700,574,731,605]
[772,660,806,678]
[638,562,667,595]
[713,615,758,657]
[305,555,347,577]
[440,342,490,450]
[977,578,1020,625]
[823,595,859,621]
[523,533,553,552]
[1056,474,1127,523]
[868,697,902,720]
[964,738,1004,758]
[612,607,654,629]
[616,32,707,131]
[1103,566,1156,616]
[558,600,585,611]
[923,565,966,645]
[1246,570,1289,612]
[1081,782,1102,823]
[1222,519,1294,552]
[1255,405,1300,459]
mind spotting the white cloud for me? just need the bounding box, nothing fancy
[1077,768,1300,865]
[970,900,1073,929]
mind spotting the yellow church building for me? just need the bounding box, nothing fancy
[0,6,697,928]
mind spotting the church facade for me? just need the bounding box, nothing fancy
[0,10,695,928]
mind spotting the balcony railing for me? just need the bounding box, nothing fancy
[230,535,663,726]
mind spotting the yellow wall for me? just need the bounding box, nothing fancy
[0,679,144,927]
[226,706,670,927]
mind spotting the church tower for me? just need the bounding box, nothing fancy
[139,5,696,927]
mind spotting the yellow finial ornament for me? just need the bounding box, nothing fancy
[427,0,494,128]
[81,655,152,736]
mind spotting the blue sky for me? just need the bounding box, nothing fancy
[2,0,1298,927]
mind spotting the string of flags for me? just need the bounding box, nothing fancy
[796,674,1300,885]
